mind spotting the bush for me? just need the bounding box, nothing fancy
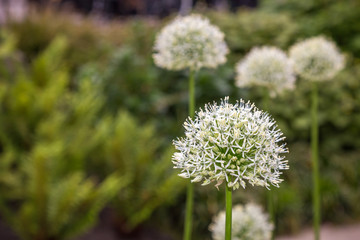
[101,112,185,231]
[7,9,159,72]
[0,33,185,239]
[0,36,128,240]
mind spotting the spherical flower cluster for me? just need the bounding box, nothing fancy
[209,203,273,240]
[153,14,229,71]
[172,97,289,190]
[289,36,345,81]
[235,46,295,97]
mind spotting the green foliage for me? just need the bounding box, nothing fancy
[0,30,22,81]
[7,10,159,72]
[77,46,236,139]
[260,0,360,57]
[0,36,127,240]
[0,30,17,57]
[208,10,298,54]
[7,11,115,72]
[0,33,184,238]
[99,111,185,230]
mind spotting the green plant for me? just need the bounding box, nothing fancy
[289,36,345,240]
[0,36,126,240]
[98,111,185,231]
[7,10,134,72]
[153,14,231,240]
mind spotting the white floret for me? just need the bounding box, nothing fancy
[235,46,295,97]
[289,36,345,81]
[153,14,229,71]
[172,97,289,190]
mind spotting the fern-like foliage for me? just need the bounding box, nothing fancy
[0,36,127,240]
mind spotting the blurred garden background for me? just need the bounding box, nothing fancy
[0,0,360,239]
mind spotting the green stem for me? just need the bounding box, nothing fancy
[311,82,320,240]
[184,183,194,240]
[262,88,275,240]
[262,88,270,112]
[267,190,275,240]
[188,70,195,118]
[183,70,195,240]
[225,184,232,240]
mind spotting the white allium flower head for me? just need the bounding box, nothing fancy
[209,203,274,240]
[153,14,229,71]
[289,36,345,81]
[172,97,289,190]
[235,46,296,97]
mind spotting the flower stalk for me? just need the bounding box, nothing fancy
[311,82,320,240]
[184,182,194,240]
[188,70,195,117]
[262,89,275,240]
[289,36,345,240]
[153,14,229,240]
[184,70,195,240]
[225,184,232,240]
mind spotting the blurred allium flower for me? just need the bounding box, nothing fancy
[172,97,289,190]
[210,203,273,240]
[289,36,345,81]
[235,46,295,97]
[153,14,229,71]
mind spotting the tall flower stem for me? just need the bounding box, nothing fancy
[311,81,320,240]
[184,183,193,240]
[225,184,232,240]
[262,89,275,240]
[267,189,274,239]
[188,70,195,117]
[184,70,195,240]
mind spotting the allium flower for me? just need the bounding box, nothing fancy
[210,203,273,240]
[172,97,289,190]
[289,36,345,81]
[235,46,295,97]
[153,14,229,71]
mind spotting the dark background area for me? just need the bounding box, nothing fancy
[27,0,257,17]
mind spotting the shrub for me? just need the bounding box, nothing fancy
[0,36,126,240]
[99,112,185,231]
